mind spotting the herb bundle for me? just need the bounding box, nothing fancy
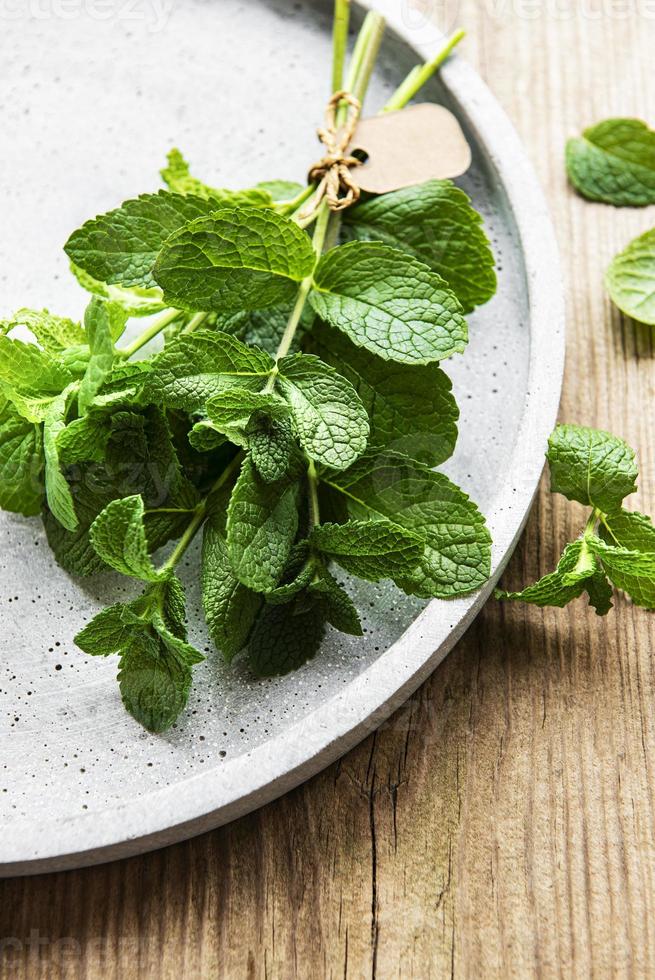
[0,5,497,732]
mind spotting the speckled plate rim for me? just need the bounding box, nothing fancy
[1,1,565,876]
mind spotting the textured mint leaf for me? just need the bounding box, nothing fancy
[70,262,166,317]
[246,411,296,483]
[153,207,316,314]
[226,458,300,592]
[257,180,305,201]
[64,191,216,289]
[324,451,491,599]
[75,603,142,656]
[566,119,655,206]
[248,599,326,676]
[309,569,362,635]
[496,539,600,609]
[91,361,151,408]
[188,421,226,453]
[600,509,655,551]
[0,404,43,515]
[605,228,655,325]
[585,570,614,615]
[263,545,316,604]
[56,413,109,465]
[0,335,73,403]
[90,494,166,581]
[78,299,123,415]
[205,388,288,444]
[276,353,369,470]
[310,241,467,364]
[1,308,85,352]
[547,424,638,513]
[588,536,655,608]
[143,329,274,412]
[201,506,262,660]
[117,632,194,733]
[160,148,274,206]
[311,323,458,466]
[343,180,496,313]
[43,386,78,532]
[218,303,310,354]
[311,519,422,582]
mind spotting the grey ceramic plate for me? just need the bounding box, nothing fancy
[0,0,564,875]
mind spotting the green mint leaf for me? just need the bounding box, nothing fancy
[309,241,467,364]
[600,509,655,551]
[588,536,655,608]
[160,148,274,206]
[255,180,305,201]
[311,518,422,582]
[276,353,369,470]
[90,494,166,581]
[64,190,216,289]
[605,228,655,326]
[70,262,166,317]
[218,303,310,354]
[143,329,274,412]
[343,180,496,313]
[188,421,226,453]
[56,413,109,465]
[0,403,43,515]
[117,631,194,733]
[43,385,78,532]
[0,335,73,406]
[248,599,326,677]
[226,457,301,592]
[585,569,614,615]
[324,451,491,598]
[205,387,288,444]
[91,361,151,408]
[201,506,262,660]
[496,539,602,610]
[547,424,638,513]
[1,308,85,352]
[263,545,316,604]
[566,119,655,206]
[78,299,124,416]
[153,207,316,314]
[246,411,296,483]
[308,568,362,635]
[311,323,458,466]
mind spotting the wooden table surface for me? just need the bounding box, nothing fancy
[3,3,655,977]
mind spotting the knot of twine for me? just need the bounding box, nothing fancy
[299,91,363,219]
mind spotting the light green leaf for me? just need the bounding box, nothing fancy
[0,404,43,515]
[324,451,491,599]
[0,335,73,398]
[601,509,655,551]
[311,323,458,466]
[496,539,607,612]
[588,536,655,608]
[153,206,317,314]
[257,180,305,201]
[227,458,300,592]
[64,190,216,289]
[547,424,638,513]
[248,599,326,676]
[205,387,288,445]
[202,506,262,660]
[605,228,655,325]
[90,494,165,581]
[78,299,124,415]
[43,385,78,532]
[311,519,422,582]
[143,329,274,412]
[343,180,496,313]
[566,118,655,206]
[1,308,85,352]
[56,413,109,465]
[70,262,166,317]
[160,148,274,206]
[276,353,369,470]
[309,241,467,364]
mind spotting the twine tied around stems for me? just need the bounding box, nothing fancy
[299,91,363,219]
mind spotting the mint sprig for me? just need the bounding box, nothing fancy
[0,4,494,732]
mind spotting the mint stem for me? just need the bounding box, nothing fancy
[382,28,465,112]
[307,459,321,528]
[350,12,385,105]
[332,0,351,93]
[119,307,181,358]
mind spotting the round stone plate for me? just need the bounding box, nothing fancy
[0,0,564,875]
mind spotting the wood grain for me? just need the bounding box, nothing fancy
[3,3,655,977]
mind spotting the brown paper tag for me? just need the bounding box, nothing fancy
[350,103,472,195]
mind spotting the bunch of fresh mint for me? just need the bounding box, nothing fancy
[0,5,497,732]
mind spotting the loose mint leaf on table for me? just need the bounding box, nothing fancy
[201,504,262,660]
[0,404,43,515]
[70,263,166,317]
[311,323,458,466]
[226,458,301,592]
[309,241,467,364]
[160,148,275,206]
[90,494,167,582]
[547,424,637,513]
[588,537,655,609]
[78,299,125,415]
[248,599,327,677]
[565,118,655,206]
[605,228,655,326]
[64,191,216,289]
[153,206,316,314]
[600,509,655,551]
[311,519,422,582]
[342,180,496,313]
[276,353,369,470]
[496,539,611,614]
[0,308,85,352]
[323,451,491,599]
[143,330,274,412]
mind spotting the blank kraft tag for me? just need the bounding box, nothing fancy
[350,103,472,194]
